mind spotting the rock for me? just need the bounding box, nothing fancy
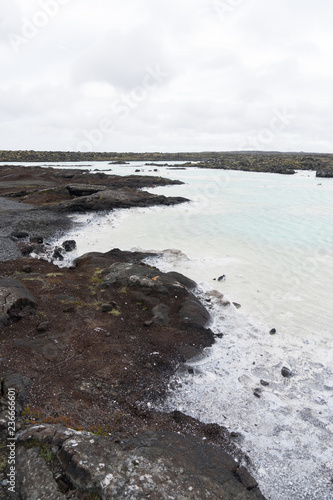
[10,231,29,239]
[180,297,211,328]
[0,276,36,323]
[217,275,226,281]
[65,183,107,197]
[1,373,30,413]
[62,240,76,252]
[253,388,262,398]
[165,271,197,290]
[281,366,292,378]
[236,466,259,490]
[269,328,277,335]
[17,242,35,256]
[101,262,185,296]
[30,235,44,244]
[151,303,170,326]
[57,188,189,213]
[316,168,333,178]
[260,379,269,387]
[36,321,50,333]
[16,447,65,499]
[232,302,241,309]
[52,248,64,261]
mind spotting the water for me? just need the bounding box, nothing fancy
[6,161,333,499]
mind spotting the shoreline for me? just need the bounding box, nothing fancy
[0,166,265,498]
[1,149,333,176]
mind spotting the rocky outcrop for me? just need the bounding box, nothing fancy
[100,261,211,330]
[11,424,265,499]
[56,187,188,213]
[316,168,333,178]
[0,277,36,326]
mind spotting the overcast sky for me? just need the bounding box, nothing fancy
[1,0,333,153]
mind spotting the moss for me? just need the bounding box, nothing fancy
[21,438,55,464]
[109,309,121,317]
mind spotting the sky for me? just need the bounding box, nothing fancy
[1,0,333,153]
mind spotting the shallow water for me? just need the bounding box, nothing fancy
[7,161,333,499]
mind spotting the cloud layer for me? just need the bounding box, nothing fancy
[1,0,333,152]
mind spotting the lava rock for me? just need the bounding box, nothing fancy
[0,276,36,323]
[281,366,292,378]
[62,240,76,252]
[52,247,64,261]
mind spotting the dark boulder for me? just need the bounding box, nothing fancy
[281,366,292,378]
[14,424,264,499]
[0,276,36,323]
[62,240,76,252]
[180,297,211,328]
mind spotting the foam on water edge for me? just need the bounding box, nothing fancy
[144,250,333,500]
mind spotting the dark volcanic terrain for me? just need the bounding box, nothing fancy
[0,165,265,499]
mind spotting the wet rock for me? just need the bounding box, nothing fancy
[236,466,259,491]
[62,240,76,252]
[281,366,292,378]
[17,242,35,256]
[217,275,226,281]
[0,276,36,323]
[52,248,64,261]
[180,297,211,328]
[253,388,262,398]
[30,235,44,244]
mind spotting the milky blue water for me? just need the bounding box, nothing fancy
[4,161,333,499]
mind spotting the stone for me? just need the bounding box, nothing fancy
[281,366,292,378]
[62,240,76,252]
[253,388,262,398]
[151,303,170,326]
[30,235,44,244]
[269,328,277,335]
[165,271,197,290]
[180,297,211,328]
[52,248,64,261]
[0,276,36,323]
[36,321,50,333]
[16,447,64,499]
[10,231,29,239]
[236,466,258,490]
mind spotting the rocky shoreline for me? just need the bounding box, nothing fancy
[1,149,333,176]
[0,166,265,498]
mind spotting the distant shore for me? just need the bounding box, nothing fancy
[1,149,333,176]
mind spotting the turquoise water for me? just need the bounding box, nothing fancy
[6,161,333,499]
